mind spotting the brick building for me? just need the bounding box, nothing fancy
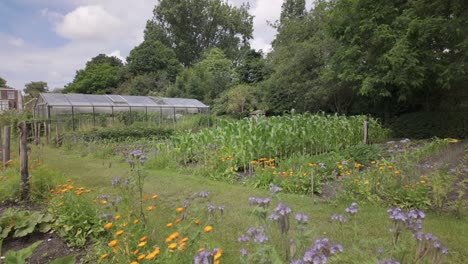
[0,87,23,112]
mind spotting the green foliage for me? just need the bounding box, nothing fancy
[86,54,123,68]
[147,0,253,66]
[4,240,43,264]
[126,40,181,81]
[48,187,104,247]
[74,123,173,141]
[174,113,390,169]
[0,208,53,240]
[24,81,48,97]
[0,76,6,87]
[64,63,121,94]
[224,84,258,117]
[47,255,76,264]
[343,144,382,164]
[390,111,467,139]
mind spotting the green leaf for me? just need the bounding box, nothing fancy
[4,240,43,264]
[47,255,76,264]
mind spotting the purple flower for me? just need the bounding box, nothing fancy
[129,149,142,158]
[290,259,304,264]
[295,213,309,224]
[207,204,215,213]
[253,233,268,244]
[387,208,407,221]
[237,235,250,242]
[199,191,209,198]
[218,205,225,214]
[331,214,347,223]
[111,177,121,186]
[345,202,358,215]
[240,248,248,257]
[301,238,343,263]
[275,203,292,216]
[269,185,282,193]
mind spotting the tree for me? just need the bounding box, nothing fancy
[172,48,237,103]
[326,0,468,112]
[236,49,271,84]
[146,0,253,66]
[64,63,120,94]
[86,54,123,68]
[64,54,124,94]
[0,76,6,87]
[24,81,48,97]
[126,40,181,81]
[226,84,257,116]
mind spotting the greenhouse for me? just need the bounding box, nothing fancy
[33,93,210,130]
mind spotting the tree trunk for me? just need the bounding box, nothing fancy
[18,122,29,202]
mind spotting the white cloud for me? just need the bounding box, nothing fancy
[1,0,317,90]
[55,5,122,41]
[7,37,25,47]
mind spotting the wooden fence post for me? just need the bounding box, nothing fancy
[363,119,369,144]
[3,125,10,167]
[18,121,29,202]
[44,122,49,145]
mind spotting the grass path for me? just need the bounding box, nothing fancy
[34,146,468,263]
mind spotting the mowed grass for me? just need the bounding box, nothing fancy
[35,146,468,263]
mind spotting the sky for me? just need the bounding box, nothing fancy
[0,0,313,91]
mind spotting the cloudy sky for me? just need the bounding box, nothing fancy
[0,0,313,90]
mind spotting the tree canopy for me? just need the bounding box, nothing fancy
[24,81,48,97]
[146,0,253,66]
[0,76,6,87]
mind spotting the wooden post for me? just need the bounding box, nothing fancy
[363,119,369,145]
[55,123,59,147]
[45,122,49,145]
[36,122,41,145]
[3,125,10,167]
[18,121,30,202]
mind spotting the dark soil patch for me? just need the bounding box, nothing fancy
[0,202,88,264]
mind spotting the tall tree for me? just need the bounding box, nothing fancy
[24,81,48,97]
[0,76,6,87]
[146,0,253,66]
[64,54,124,94]
[326,0,468,112]
[64,64,120,94]
[236,49,271,84]
[126,40,181,81]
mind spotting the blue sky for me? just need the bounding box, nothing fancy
[0,0,313,91]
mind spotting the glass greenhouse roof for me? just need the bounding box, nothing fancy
[37,93,209,108]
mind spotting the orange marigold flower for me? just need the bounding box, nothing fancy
[108,239,118,247]
[168,243,177,250]
[133,219,139,224]
[139,236,148,242]
[147,205,155,211]
[114,215,121,220]
[151,194,158,199]
[166,223,173,228]
[176,207,184,213]
[115,230,124,236]
[104,222,113,229]
[137,254,146,261]
[100,253,109,259]
[137,241,147,247]
[194,220,200,225]
[131,262,138,264]
[143,194,149,200]
[133,249,139,255]
[203,226,213,233]
[420,180,427,184]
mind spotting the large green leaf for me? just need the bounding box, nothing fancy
[4,240,43,264]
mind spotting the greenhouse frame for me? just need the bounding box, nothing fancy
[33,93,210,130]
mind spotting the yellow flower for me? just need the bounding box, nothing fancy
[168,243,177,250]
[394,170,400,175]
[108,240,118,247]
[214,248,223,260]
[371,161,376,164]
[133,219,139,224]
[204,226,213,233]
[137,241,147,247]
[420,180,427,184]
[176,207,184,213]
[146,248,160,260]
[147,205,155,211]
[448,138,459,143]
[100,253,109,259]
[104,222,113,229]
[387,165,393,169]
[114,215,121,220]
[152,194,158,199]
[139,236,148,242]
[130,262,138,264]
[166,223,173,228]
[120,222,128,227]
[137,254,146,261]
[115,230,124,236]
[133,249,139,255]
